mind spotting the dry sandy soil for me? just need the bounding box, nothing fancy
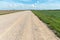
[0,11,60,40]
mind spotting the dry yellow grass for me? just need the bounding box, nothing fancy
[0,10,23,15]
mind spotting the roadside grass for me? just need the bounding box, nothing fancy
[32,10,60,38]
[0,10,23,15]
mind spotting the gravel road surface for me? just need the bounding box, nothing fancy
[0,11,59,40]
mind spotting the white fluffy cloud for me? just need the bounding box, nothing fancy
[0,1,36,10]
[39,3,60,10]
[0,0,60,10]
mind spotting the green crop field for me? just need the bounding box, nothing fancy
[32,10,60,37]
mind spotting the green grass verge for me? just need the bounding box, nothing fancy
[32,10,60,38]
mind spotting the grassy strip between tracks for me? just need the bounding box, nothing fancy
[32,10,60,38]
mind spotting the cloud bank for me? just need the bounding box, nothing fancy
[0,0,60,10]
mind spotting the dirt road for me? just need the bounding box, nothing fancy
[0,11,59,40]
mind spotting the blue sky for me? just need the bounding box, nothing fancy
[0,0,60,10]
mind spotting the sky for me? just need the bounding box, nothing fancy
[0,0,60,10]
